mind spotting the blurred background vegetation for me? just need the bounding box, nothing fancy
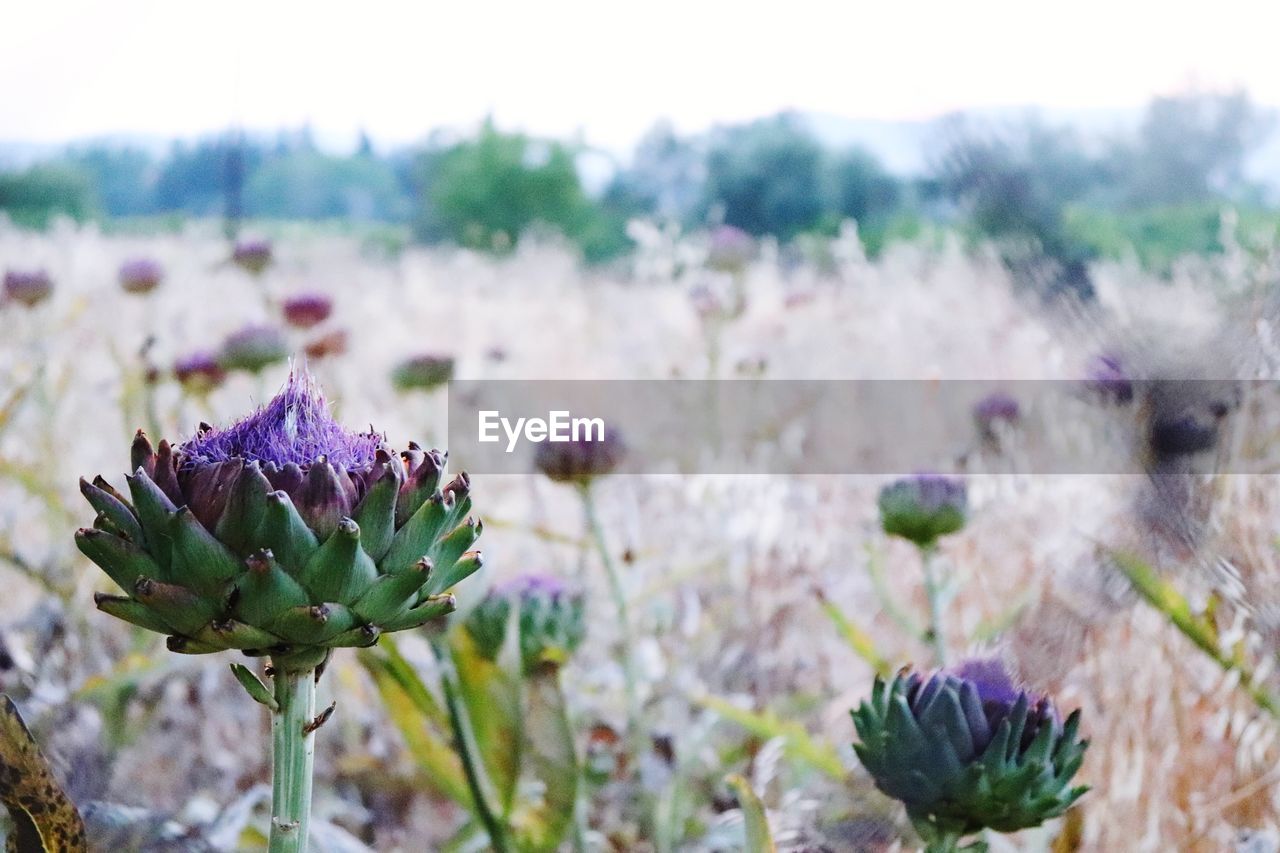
[1,89,1275,272]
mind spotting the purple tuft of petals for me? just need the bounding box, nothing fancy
[950,657,1022,707]
[179,371,382,472]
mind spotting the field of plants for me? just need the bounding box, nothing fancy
[2,216,1280,852]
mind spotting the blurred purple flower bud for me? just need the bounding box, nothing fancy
[706,225,755,274]
[878,473,967,548]
[282,292,333,329]
[174,351,228,396]
[218,325,290,374]
[973,391,1020,443]
[232,238,273,275]
[1085,353,1133,404]
[119,258,164,295]
[534,426,625,485]
[3,269,53,307]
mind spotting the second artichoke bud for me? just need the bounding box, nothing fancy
[465,574,585,673]
[878,474,967,549]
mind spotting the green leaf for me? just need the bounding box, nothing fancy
[1113,550,1280,719]
[725,774,775,853]
[514,668,579,853]
[229,663,279,711]
[359,645,472,807]
[450,626,524,817]
[816,592,891,676]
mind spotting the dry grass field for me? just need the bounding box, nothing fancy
[3,217,1280,851]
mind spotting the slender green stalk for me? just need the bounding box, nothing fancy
[920,544,948,667]
[578,483,642,749]
[864,545,923,638]
[1113,551,1280,719]
[269,668,317,853]
[439,657,513,852]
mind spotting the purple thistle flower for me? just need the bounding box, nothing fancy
[948,657,1026,714]
[851,656,1085,839]
[232,238,273,275]
[173,351,228,395]
[706,225,755,274]
[466,571,586,671]
[181,371,381,472]
[218,324,290,374]
[118,258,164,295]
[878,473,967,548]
[282,293,333,329]
[973,392,1019,427]
[534,425,626,484]
[78,366,480,673]
[972,391,1020,443]
[1085,352,1133,404]
[907,657,1063,757]
[3,269,53,307]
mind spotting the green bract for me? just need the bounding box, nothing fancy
[851,662,1088,843]
[76,374,484,673]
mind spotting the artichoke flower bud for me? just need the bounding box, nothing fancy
[173,351,228,395]
[3,269,53,307]
[217,324,290,374]
[878,474,967,549]
[534,426,625,485]
[852,658,1088,841]
[465,574,586,673]
[232,238,273,275]
[76,371,483,673]
[705,224,756,274]
[118,258,164,295]
[391,354,455,392]
[972,392,1020,443]
[281,292,333,329]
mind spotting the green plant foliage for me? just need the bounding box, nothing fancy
[0,163,97,228]
[724,775,776,853]
[360,621,582,853]
[699,114,827,240]
[414,121,594,254]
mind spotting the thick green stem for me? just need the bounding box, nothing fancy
[912,816,971,852]
[579,483,643,750]
[269,667,317,853]
[920,544,948,667]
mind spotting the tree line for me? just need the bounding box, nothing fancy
[0,90,1273,269]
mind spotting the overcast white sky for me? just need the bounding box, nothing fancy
[5,0,1280,152]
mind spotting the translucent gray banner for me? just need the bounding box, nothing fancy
[445,379,1265,475]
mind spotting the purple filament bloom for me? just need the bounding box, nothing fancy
[180,372,381,472]
[950,657,1022,708]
